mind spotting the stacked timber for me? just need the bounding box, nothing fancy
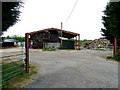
[83,38,110,49]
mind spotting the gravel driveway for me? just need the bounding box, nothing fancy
[26,49,118,88]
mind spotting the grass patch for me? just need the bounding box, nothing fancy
[96,49,107,51]
[2,62,25,81]
[2,64,37,88]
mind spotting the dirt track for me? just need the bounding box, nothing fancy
[26,49,118,88]
[1,48,118,88]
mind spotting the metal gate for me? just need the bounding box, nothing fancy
[0,52,26,87]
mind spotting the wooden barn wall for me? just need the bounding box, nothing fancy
[31,32,60,49]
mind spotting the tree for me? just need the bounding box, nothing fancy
[4,35,25,42]
[2,2,23,33]
[101,2,120,46]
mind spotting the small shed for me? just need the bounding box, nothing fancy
[26,28,80,50]
[2,39,18,47]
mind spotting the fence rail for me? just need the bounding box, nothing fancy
[0,53,26,87]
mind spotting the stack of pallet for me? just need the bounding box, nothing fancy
[83,38,110,49]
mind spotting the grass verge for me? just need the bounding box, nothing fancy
[2,64,37,88]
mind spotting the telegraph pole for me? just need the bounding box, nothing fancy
[61,22,63,48]
[61,22,63,30]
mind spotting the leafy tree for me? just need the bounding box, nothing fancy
[4,35,25,42]
[101,2,120,46]
[2,2,23,34]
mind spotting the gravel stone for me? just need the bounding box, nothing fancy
[26,49,118,88]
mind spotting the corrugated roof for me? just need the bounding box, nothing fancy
[4,39,18,42]
[28,28,80,36]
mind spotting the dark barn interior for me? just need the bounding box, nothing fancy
[2,42,15,47]
[27,28,80,49]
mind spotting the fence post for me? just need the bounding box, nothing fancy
[25,33,29,73]
[114,38,117,55]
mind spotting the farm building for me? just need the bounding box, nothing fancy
[26,28,80,49]
[2,39,18,47]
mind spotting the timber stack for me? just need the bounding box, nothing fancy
[83,38,110,49]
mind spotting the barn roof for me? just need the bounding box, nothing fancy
[28,28,79,39]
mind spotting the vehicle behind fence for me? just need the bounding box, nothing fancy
[0,53,26,87]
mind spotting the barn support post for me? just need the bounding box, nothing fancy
[114,38,117,55]
[75,36,78,50]
[60,22,63,48]
[78,34,80,50]
[25,33,29,73]
[60,32,63,48]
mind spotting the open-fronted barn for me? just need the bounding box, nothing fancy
[26,28,80,49]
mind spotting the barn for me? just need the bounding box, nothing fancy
[26,28,80,50]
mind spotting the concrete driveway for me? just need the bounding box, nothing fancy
[26,49,118,88]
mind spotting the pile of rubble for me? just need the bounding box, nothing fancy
[83,38,110,49]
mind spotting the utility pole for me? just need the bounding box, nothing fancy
[61,22,63,30]
[61,22,63,48]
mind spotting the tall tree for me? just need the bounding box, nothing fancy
[101,2,120,46]
[2,2,23,33]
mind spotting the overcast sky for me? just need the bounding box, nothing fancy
[3,0,110,40]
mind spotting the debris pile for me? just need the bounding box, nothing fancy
[83,38,110,49]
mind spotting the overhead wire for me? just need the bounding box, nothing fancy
[65,0,79,23]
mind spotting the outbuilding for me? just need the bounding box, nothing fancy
[26,28,80,50]
[2,39,18,47]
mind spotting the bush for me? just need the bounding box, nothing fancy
[106,49,120,61]
[106,56,114,59]
[114,49,120,61]
[42,46,56,51]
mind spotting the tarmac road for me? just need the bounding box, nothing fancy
[26,49,118,88]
